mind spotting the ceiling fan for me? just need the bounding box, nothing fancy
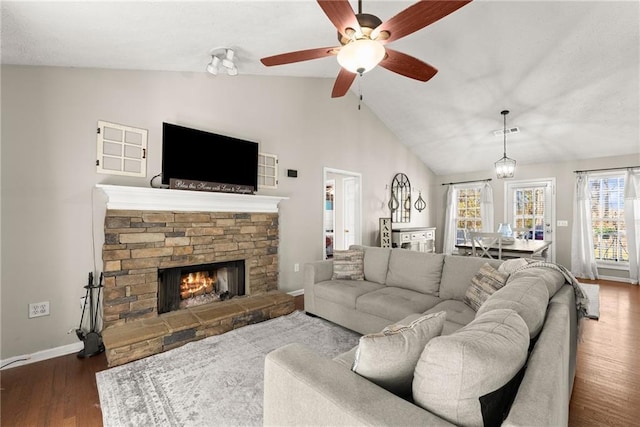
[260,0,472,98]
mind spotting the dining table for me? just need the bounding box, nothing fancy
[455,239,551,260]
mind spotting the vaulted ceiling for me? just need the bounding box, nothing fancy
[2,0,638,175]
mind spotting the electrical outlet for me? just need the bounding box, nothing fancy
[28,301,50,318]
[557,220,569,227]
[294,263,300,272]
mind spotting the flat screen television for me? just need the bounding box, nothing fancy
[161,123,259,191]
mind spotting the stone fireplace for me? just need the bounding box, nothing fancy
[96,185,294,366]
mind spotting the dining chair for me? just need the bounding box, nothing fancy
[469,232,503,260]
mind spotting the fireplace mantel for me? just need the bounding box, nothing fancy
[96,184,288,212]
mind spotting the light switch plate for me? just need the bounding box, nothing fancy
[557,220,569,227]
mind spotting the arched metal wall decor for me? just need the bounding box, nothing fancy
[390,173,411,223]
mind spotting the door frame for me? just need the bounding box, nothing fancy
[322,167,362,259]
[503,177,556,262]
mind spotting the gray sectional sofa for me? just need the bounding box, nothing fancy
[263,246,580,426]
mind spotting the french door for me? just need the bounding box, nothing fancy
[505,178,556,262]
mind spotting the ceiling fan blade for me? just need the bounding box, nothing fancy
[331,68,357,98]
[317,0,361,39]
[372,0,472,43]
[379,48,438,82]
[261,47,338,66]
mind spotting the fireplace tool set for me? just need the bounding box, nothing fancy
[76,272,105,358]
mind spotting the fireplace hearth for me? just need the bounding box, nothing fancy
[158,260,245,314]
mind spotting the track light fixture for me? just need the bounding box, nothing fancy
[207,48,238,76]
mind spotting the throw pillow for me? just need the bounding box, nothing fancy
[463,263,509,311]
[497,257,529,275]
[352,311,446,397]
[412,309,529,427]
[331,249,364,280]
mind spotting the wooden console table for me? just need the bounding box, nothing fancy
[392,227,436,253]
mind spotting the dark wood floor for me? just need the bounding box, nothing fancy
[568,279,640,426]
[1,285,638,426]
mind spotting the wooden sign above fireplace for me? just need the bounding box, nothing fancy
[170,178,254,194]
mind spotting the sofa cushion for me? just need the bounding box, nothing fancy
[314,280,384,309]
[392,312,469,336]
[353,311,446,397]
[362,246,392,285]
[333,345,358,370]
[477,277,550,339]
[439,255,503,301]
[424,299,476,328]
[413,309,529,427]
[356,287,441,322]
[507,266,566,298]
[463,263,509,311]
[331,249,364,280]
[385,250,444,296]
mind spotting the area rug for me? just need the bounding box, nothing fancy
[579,283,600,320]
[96,311,360,427]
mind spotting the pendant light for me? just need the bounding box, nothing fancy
[494,110,516,179]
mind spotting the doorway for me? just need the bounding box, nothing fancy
[504,178,556,262]
[323,168,362,259]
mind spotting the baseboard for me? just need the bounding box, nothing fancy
[0,341,84,370]
[598,275,636,284]
[287,289,304,297]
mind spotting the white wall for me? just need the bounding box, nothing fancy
[433,154,640,280]
[0,65,436,359]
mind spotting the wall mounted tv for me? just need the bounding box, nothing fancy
[161,122,259,191]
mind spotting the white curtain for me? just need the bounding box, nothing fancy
[571,173,599,279]
[624,169,640,284]
[442,186,457,255]
[480,182,494,232]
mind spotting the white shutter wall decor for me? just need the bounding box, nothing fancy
[96,121,148,177]
[258,152,278,189]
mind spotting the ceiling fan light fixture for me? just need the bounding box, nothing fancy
[337,38,385,74]
[494,110,516,179]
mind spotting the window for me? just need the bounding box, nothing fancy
[258,152,278,189]
[589,174,628,265]
[455,187,482,245]
[512,186,546,240]
[96,121,147,177]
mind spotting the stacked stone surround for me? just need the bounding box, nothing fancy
[102,209,280,328]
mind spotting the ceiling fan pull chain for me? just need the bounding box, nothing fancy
[358,76,363,110]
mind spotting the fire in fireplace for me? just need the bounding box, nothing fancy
[157,260,245,314]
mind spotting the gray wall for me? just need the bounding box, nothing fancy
[433,154,640,280]
[0,65,436,359]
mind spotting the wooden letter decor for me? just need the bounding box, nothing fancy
[380,218,392,248]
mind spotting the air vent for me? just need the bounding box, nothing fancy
[493,127,520,137]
